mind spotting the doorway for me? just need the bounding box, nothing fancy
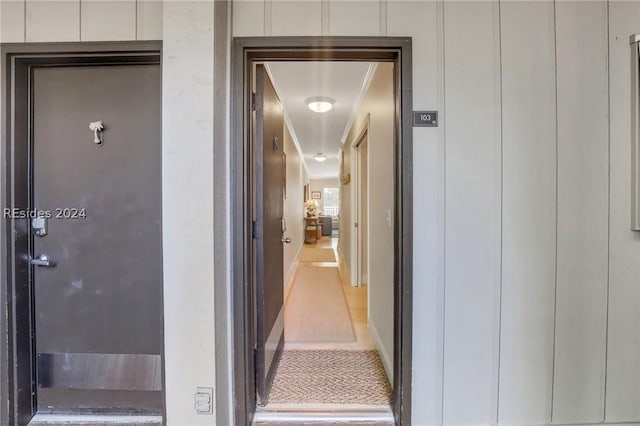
[1,44,164,425]
[232,37,413,425]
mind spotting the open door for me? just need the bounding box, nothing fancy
[253,64,286,406]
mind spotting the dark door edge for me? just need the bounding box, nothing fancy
[0,41,165,426]
[230,36,413,426]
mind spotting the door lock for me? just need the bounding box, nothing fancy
[281,237,292,244]
[32,217,48,237]
[30,254,55,267]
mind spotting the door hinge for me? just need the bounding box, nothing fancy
[252,220,257,239]
[251,92,257,111]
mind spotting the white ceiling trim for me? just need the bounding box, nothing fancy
[264,63,312,179]
[339,62,379,149]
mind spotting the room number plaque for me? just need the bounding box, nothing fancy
[413,111,438,127]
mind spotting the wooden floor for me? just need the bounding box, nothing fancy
[284,237,374,351]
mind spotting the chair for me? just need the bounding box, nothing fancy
[318,215,332,236]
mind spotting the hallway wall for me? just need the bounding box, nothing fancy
[340,63,395,381]
[283,124,307,288]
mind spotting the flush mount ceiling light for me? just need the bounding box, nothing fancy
[314,153,327,162]
[306,96,335,113]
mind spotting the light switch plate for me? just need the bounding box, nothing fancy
[194,387,213,414]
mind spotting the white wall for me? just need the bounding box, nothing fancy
[234,1,640,425]
[162,2,215,425]
[283,124,306,288]
[0,0,162,42]
[607,2,640,422]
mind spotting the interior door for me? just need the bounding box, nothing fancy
[253,64,286,406]
[31,64,163,413]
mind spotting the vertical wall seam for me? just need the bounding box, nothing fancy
[321,0,329,36]
[603,0,612,421]
[440,1,447,424]
[23,0,26,42]
[135,0,138,40]
[79,0,82,41]
[263,0,272,36]
[379,0,387,36]
[550,0,559,422]
[495,0,504,423]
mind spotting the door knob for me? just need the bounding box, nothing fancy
[281,237,292,244]
[30,254,55,267]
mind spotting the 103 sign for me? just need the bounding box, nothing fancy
[413,111,438,127]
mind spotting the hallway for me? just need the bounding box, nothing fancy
[262,237,392,412]
[284,238,373,351]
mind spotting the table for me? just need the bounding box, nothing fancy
[304,216,319,244]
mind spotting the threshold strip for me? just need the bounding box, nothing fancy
[29,414,162,425]
[253,409,394,424]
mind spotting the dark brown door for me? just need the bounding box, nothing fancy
[253,65,285,406]
[31,65,163,413]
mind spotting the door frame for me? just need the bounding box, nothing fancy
[0,41,164,425]
[351,122,370,288]
[231,37,413,425]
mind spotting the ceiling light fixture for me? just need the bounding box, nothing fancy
[306,96,334,113]
[314,153,327,162]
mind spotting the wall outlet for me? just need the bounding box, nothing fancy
[194,387,213,414]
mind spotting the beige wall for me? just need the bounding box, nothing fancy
[340,62,395,380]
[338,142,352,270]
[283,123,307,288]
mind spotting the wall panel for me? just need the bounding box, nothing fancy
[162,2,216,424]
[25,0,79,42]
[1,0,25,42]
[272,0,321,36]
[498,2,556,424]
[387,1,443,424]
[442,2,501,424]
[605,1,640,421]
[329,0,380,36]
[81,0,136,41]
[553,1,609,423]
[138,0,163,40]
[232,0,264,36]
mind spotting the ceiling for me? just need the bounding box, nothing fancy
[266,61,374,179]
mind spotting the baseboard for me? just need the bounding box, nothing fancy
[284,244,304,304]
[336,249,351,286]
[368,320,392,383]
